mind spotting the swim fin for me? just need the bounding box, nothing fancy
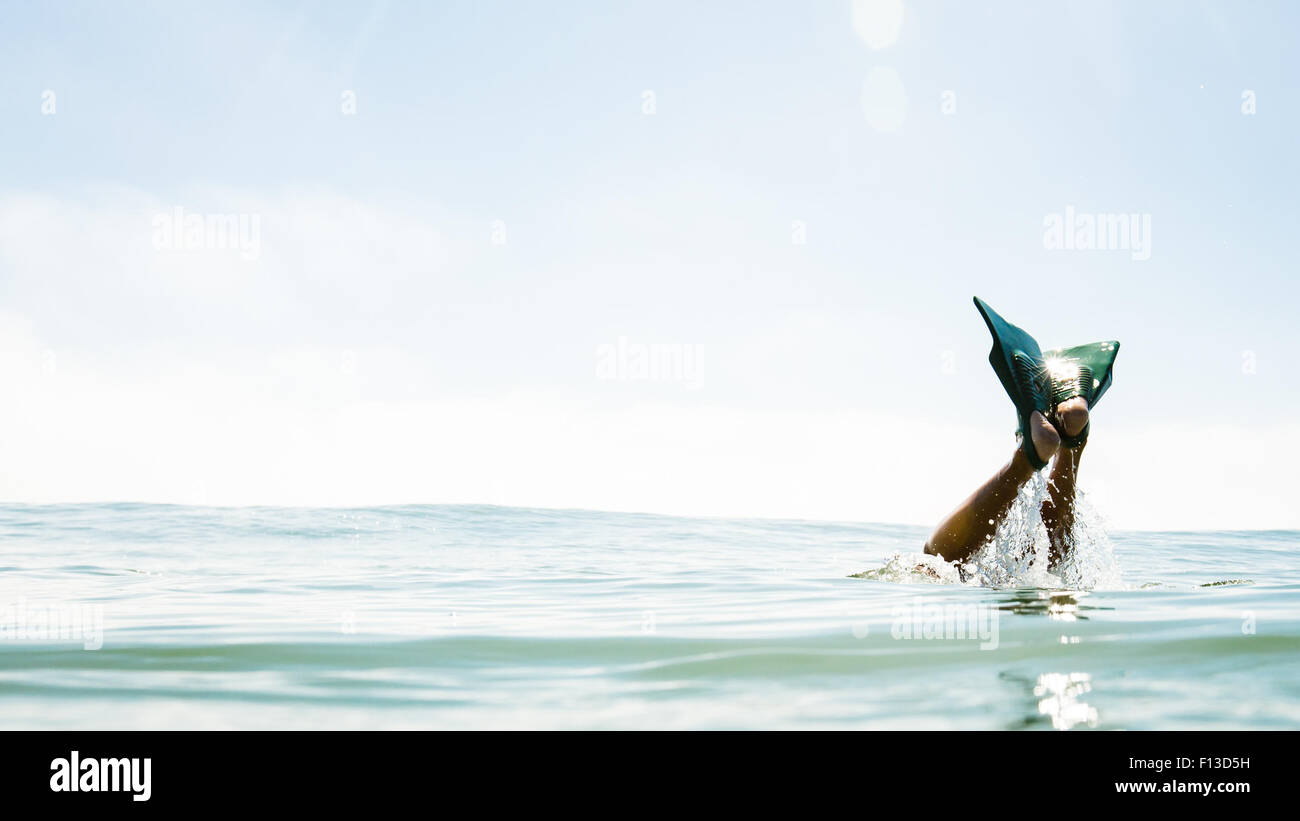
[972,297,1119,467]
[1040,339,1119,448]
[973,297,1054,469]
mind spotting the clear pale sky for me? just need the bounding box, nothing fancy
[1,1,1297,530]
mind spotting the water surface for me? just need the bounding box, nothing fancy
[0,503,1295,729]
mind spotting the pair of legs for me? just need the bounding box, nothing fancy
[923,398,1089,568]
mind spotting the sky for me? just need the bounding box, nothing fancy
[1,0,1298,530]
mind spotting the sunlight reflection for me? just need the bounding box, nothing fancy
[852,0,904,50]
[1034,672,1098,730]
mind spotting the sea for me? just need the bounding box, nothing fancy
[1,487,1296,730]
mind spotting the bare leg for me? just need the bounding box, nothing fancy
[1041,443,1082,568]
[1041,398,1089,568]
[924,411,1061,563]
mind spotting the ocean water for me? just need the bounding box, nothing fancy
[0,500,1296,730]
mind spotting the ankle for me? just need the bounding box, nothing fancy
[1027,410,1060,464]
[1054,397,1089,438]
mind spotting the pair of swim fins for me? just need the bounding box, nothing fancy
[973,296,1119,469]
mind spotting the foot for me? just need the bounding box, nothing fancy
[1027,410,1060,465]
[1053,396,1090,440]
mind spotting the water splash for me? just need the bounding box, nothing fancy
[851,551,963,584]
[961,472,1123,590]
[859,471,1124,590]
[1047,485,1124,590]
[959,472,1054,588]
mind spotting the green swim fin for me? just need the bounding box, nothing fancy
[1040,339,1119,448]
[973,297,1120,466]
[973,297,1054,469]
